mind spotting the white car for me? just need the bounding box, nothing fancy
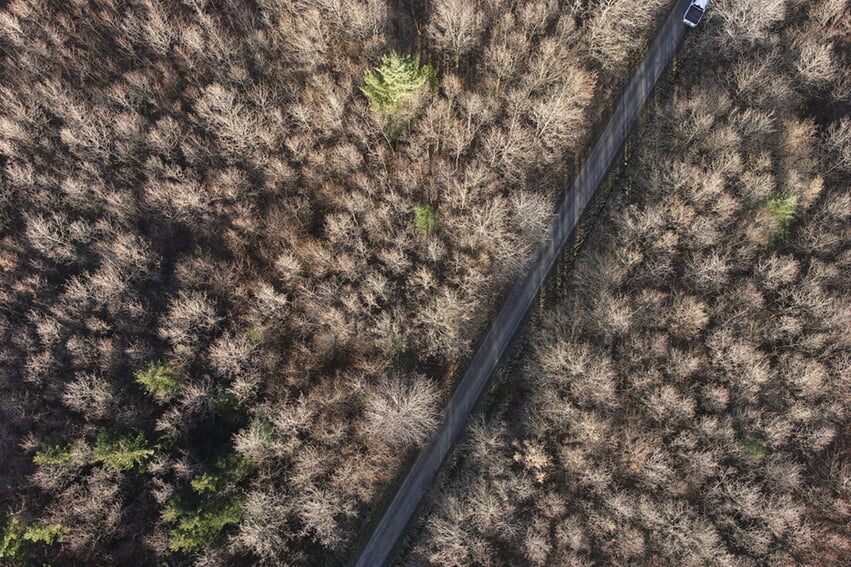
[683,0,710,27]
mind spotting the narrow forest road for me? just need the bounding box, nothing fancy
[355,1,693,565]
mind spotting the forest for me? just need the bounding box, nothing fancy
[0,0,684,565]
[399,0,850,565]
[1,1,848,566]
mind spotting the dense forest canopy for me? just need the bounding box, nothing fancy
[400,0,850,565]
[1,0,848,565]
[0,0,687,565]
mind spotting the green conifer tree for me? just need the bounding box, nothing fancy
[135,361,183,396]
[161,453,252,552]
[93,430,154,472]
[32,441,73,465]
[361,51,434,116]
[1,516,67,561]
[415,204,439,235]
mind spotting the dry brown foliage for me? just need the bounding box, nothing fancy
[0,1,635,564]
[402,2,851,565]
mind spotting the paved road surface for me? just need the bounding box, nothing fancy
[355,1,692,565]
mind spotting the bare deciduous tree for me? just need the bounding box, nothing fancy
[427,0,485,65]
[365,374,438,450]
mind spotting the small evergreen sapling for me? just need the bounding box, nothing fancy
[33,441,73,465]
[762,193,797,243]
[135,361,183,396]
[415,204,439,235]
[764,194,797,226]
